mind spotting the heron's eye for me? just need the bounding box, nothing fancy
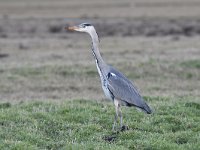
[81,24,86,28]
[79,25,85,28]
[81,23,91,28]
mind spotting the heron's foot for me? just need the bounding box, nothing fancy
[112,125,120,133]
[120,125,129,132]
[112,125,117,132]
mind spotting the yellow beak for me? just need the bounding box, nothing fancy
[65,26,79,31]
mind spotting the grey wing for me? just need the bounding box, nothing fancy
[107,70,152,114]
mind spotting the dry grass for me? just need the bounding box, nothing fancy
[0,35,200,102]
[0,0,199,103]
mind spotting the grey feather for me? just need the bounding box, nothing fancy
[107,66,152,114]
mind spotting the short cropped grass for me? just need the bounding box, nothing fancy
[0,97,200,150]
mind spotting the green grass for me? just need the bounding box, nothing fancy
[0,97,200,150]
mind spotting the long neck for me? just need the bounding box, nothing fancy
[88,29,108,80]
[89,29,105,67]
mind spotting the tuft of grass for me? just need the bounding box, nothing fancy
[180,59,200,69]
[0,102,11,109]
[0,97,200,149]
[185,102,200,110]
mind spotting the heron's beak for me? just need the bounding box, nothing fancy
[65,25,79,31]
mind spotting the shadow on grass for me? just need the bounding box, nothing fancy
[0,102,11,109]
[103,125,152,143]
[185,102,200,109]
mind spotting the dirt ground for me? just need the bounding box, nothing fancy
[0,0,199,103]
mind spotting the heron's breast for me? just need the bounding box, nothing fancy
[95,61,113,101]
[102,84,113,101]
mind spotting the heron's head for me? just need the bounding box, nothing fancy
[66,23,94,33]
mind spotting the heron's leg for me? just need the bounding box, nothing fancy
[112,99,119,131]
[118,105,123,128]
[112,111,118,131]
[119,106,129,131]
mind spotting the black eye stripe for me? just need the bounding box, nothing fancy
[81,23,92,27]
[84,24,91,26]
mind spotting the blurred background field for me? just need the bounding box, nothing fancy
[0,0,199,102]
[0,0,200,149]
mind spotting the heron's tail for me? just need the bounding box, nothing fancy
[142,102,152,114]
[130,101,152,114]
[125,99,153,114]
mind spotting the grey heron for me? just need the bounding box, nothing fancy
[66,23,152,131]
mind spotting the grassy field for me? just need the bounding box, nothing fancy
[0,0,200,149]
[0,97,200,149]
